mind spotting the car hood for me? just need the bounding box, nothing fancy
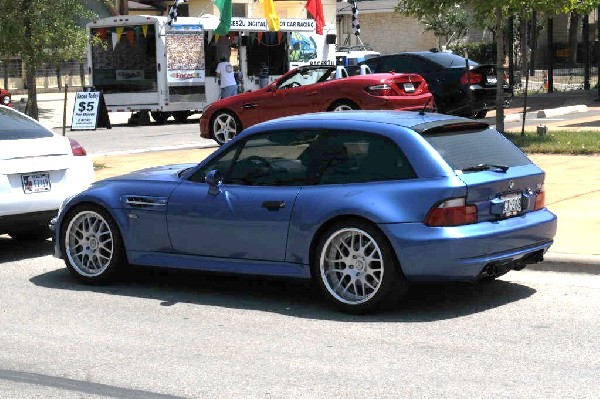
[104,163,197,182]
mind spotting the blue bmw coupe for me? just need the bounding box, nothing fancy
[51,111,557,313]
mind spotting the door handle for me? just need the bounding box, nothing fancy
[243,103,258,109]
[307,91,318,96]
[261,200,285,211]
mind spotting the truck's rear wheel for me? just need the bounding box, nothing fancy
[151,111,169,124]
[173,111,191,123]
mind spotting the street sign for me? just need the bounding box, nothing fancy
[72,91,100,130]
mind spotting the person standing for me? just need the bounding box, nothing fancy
[215,57,238,99]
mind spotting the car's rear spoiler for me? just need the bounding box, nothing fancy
[412,120,490,135]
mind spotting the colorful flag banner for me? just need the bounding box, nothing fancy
[167,0,187,26]
[306,0,325,35]
[215,0,233,35]
[262,0,280,31]
[340,0,360,36]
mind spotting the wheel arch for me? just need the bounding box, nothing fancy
[327,99,360,111]
[308,214,403,278]
[209,108,244,130]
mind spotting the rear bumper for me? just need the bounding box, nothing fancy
[0,210,57,233]
[380,208,557,281]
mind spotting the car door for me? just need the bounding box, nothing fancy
[258,68,329,122]
[167,130,316,262]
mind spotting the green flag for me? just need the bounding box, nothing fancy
[214,0,232,35]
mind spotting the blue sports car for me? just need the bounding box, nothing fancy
[51,111,557,313]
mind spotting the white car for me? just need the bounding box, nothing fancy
[0,106,94,240]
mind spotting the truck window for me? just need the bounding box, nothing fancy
[90,25,158,93]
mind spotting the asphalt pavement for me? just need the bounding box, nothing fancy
[12,90,600,274]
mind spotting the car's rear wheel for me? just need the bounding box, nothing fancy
[313,219,407,313]
[211,110,241,145]
[472,110,488,119]
[61,205,126,284]
[329,101,359,112]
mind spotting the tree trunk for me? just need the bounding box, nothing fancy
[568,12,580,66]
[495,7,504,133]
[24,60,38,120]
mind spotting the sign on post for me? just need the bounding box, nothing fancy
[71,91,100,130]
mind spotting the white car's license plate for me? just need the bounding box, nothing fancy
[22,172,51,194]
[502,193,522,217]
[403,83,415,93]
[486,76,497,84]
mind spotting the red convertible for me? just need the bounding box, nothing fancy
[200,65,433,145]
[1,87,11,107]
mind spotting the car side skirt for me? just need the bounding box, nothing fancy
[127,251,311,279]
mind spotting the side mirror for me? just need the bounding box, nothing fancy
[205,169,222,195]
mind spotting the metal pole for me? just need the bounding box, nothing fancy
[583,14,590,90]
[548,17,554,93]
[62,83,68,136]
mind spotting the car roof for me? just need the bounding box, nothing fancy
[370,51,479,67]
[242,111,488,136]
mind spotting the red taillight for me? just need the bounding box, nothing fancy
[425,197,478,227]
[534,185,545,210]
[365,84,398,96]
[69,138,87,156]
[460,71,483,85]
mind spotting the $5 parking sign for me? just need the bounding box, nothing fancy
[72,91,100,130]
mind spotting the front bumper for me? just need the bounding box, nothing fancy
[49,216,62,259]
[380,208,557,281]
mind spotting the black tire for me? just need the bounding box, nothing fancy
[312,218,407,314]
[8,229,50,241]
[328,100,359,112]
[151,111,169,124]
[210,110,241,145]
[60,204,127,285]
[172,111,191,123]
[472,110,487,119]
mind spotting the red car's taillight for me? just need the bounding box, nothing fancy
[365,83,398,96]
[460,71,483,85]
[425,197,478,227]
[69,138,87,156]
[534,185,546,210]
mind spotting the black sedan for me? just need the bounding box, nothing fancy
[355,50,511,118]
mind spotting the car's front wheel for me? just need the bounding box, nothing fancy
[211,110,241,145]
[61,205,126,284]
[313,219,406,313]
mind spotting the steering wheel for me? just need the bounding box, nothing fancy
[245,155,275,173]
[282,81,301,89]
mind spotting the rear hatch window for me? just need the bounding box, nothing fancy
[422,126,530,171]
[0,107,54,140]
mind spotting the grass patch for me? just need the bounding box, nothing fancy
[503,130,600,154]
[93,162,107,171]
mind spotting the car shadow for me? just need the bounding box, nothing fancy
[30,265,536,322]
[0,235,53,263]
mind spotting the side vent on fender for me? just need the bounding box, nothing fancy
[122,195,168,209]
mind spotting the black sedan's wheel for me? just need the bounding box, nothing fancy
[61,205,126,284]
[211,110,241,145]
[313,219,406,313]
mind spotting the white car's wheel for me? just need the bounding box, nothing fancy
[314,219,406,313]
[61,206,126,284]
[211,111,240,145]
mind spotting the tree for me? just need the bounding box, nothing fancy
[0,0,95,120]
[396,0,597,133]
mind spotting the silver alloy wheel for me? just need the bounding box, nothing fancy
[319,228,384,305]
[212,112,238,144]
[332,103,354,111]
[65,210,114,277]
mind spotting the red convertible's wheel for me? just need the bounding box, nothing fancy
[329,101,359,112]
[211,111,241,145]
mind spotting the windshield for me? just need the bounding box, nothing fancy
[418,52,480,68]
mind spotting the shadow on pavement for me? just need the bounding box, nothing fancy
[0,235,53,263]
[30,265,536,322]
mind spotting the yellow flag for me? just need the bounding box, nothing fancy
[116,26,124,42]
[261,0,280,31]
[142,25,148,38]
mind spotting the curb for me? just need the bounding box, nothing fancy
[90,142,218,158]
[528,253,600,275]
[537,104,588,118]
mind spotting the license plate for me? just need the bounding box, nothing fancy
[486,76,497,84]
[403,83,415,93]
[21,172,51,194]
[502,193,522,217]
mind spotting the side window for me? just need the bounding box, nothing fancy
[188,142,240,183]
[227,130,320,186]
[313,132,416,185]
